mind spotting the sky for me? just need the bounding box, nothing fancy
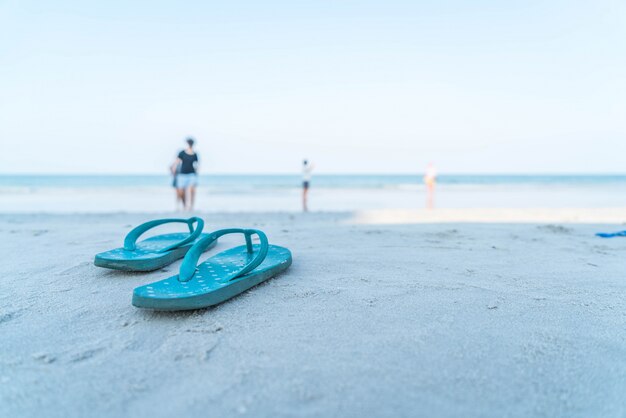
[1,0,625,174]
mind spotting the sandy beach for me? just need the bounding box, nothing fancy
[2,209,625,417]
[3,0,626,415]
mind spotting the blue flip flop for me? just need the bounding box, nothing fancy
[596,230,626,238]
[132,228,292,311]
[94,217,215,272]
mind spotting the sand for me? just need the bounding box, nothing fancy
[1,210,625,417]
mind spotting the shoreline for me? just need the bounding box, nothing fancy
[1,207,625,224]
[2,175,626,214]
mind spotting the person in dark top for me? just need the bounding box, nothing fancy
[170,137,199,211]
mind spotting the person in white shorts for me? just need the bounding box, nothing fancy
[170,138,199,211]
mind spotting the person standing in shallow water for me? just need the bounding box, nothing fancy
[423,162,437,209]
[171,138,199,211]
[170,158,183,210]
[302,159,314,212]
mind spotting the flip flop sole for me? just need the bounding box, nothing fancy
[132,244,292,310]
[94,233,215,272]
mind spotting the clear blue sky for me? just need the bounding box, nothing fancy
[1,0,625,174]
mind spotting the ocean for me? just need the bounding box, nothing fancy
[1,174,625,213]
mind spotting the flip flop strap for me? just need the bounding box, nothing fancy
[178,228,269,283]
[123,217,204,253]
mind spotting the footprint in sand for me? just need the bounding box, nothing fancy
[32,353,57,364]
[430,229,460,239]
[57,261,92,276]
[69,347,105,363]
[0,309,24,325]
[537,224,573,234]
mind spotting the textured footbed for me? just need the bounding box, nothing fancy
[132,244,292,310]
[94,233,214,272]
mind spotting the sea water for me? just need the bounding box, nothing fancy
[1,174,625,213]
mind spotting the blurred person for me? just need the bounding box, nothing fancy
[302,159,314,212]
[424,162,437,209]
[171,137,199,211]
[170,159,183,210]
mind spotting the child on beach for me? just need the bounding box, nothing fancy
[170,160,183,210]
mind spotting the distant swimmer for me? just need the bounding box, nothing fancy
[302,159,314,212]
[170,137,199,211]
[424,162,436,209]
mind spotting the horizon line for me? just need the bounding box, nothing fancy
[2,172,626,177]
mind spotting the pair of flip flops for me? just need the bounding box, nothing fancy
[94,217,292,311]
